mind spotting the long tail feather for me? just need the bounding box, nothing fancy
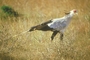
[12,30,29,37]
[5,30,29,40]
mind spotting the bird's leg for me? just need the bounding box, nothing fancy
[51,31,58,41]
[60,33,63,40]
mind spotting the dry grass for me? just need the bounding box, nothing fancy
[0,0,90,60]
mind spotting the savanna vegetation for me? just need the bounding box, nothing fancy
[0,0,90,60]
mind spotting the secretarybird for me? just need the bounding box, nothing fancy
[29,9,77,41]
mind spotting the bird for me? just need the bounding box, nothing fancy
[29,9,78,41]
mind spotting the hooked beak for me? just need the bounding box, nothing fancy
[75,10,78,15]
[75,12,78,15]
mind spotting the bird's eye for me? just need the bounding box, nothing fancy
[74,10,77,13]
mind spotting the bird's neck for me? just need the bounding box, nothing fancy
[63,14,74,24]
[65,13,74,18]
[64,13,74,20]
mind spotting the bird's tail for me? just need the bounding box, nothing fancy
[29,26,37,32]
[29,25,42,32]
[12,30,28,37]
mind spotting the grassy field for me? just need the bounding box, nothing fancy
[0,0,90,60]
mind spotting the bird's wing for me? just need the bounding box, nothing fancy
[48,18,67,31]
[30,20,53,31]
[40,20,53,26]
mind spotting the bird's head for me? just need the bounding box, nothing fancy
[65,9,78,16]
[70,9,78,15]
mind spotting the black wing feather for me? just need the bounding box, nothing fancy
[29,20,53,31]
[41,20,52,26]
